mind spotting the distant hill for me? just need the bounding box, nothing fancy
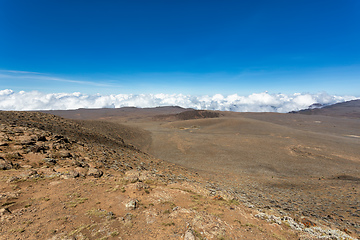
[291,99,360,118]
[41,106,190,120]
[153,110,220,121]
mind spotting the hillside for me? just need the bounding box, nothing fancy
[41,106,190,121]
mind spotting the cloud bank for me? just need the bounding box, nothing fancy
[0,89,357,113]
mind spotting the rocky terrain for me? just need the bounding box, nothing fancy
[0,110,358,239]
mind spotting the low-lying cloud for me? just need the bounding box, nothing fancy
[0,89,357,113]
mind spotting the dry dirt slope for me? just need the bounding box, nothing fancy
[0,111,357,239]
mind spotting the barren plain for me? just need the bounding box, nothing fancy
[0,100,359,239]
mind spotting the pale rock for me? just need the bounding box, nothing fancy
[184,229,195,240]
[87,167,103,178]
[0,158,13,170]
[0,208,11,215]
[125,199,138,210]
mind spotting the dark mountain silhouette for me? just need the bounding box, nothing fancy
[291,99,360,118]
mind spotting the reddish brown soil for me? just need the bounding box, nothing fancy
[0,111,304,240]
[1,104,359,239]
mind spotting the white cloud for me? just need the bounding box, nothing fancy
[0,89,357,112]
[1,70,42,74]
[0,70,113,87]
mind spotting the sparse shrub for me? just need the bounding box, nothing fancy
[234,219,241,224]
[69,224,90,236]
[10,228,25,233]
[228,199,239,205]
[191,194,203,200]
[182,188,195,193]
[161,201,176,208]
[87,208,108,217]
[110,231,119,237]
[245,223,255,228]
[162,221,175,226]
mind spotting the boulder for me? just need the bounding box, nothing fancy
[0,208,11,216]
[87,167,103,178]
[42,158,57,165]
[184,229,195,240]
[0,158,13,170]
[124,170,140,183]
[58,151,72,159]
[74,167,87,177]
[125,199,138,210]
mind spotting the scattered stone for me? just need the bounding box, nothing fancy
[55,136,70,143]
[125,170,140,183]
[184,229,196,240]
[31,144,48,153]
[213,195,223,200]
[48,233,75,240]
[106,211,115,220]
[7,176,21,183]
[87,167,103,178]
[145,210,157,224]
[25,169,39,177]
[61,170,80,179]
[42,158,57,165]
[0,208,11,215]
[73,160,89,168]
[245,203,254,208]
[125,199,138,210]
[21,164,33,169]
[123,213,133,221]
[281,216,303,231]
[300,217,317,227]
[138,171,154,182]
[135,182,149,191]
[58,151,72,159]
[268,215,282,225]
[0,158,13,170]
[72,167,87,177]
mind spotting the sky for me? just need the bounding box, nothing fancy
[0,0,359,111]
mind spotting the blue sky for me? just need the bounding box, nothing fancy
[0,0,359,96]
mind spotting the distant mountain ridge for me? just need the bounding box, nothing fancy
[291,99,360,118]
[40,106,189,120]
